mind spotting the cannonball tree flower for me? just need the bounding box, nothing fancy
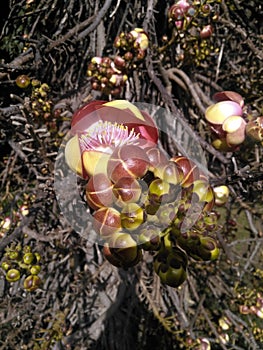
[65,100,158,178]
[205,91,246,151]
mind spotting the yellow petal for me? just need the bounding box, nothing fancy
[64,135,82,175]
[82,151,110,176]
[105,100,145,121]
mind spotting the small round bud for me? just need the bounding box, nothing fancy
[1,262,10,271]
[198,236,220,261]
[92,207,121,238]
[114,56,126,69]
[86,173,114,210]
[200,25,213,39]
[6,269,21,282]
[16,75,31,88]
[146,147,168,170]
[148,179,170,204]
[23,252,35,265]
[154,161,184,185]
[30,265,41,275]
[113,177,142,206]
[213,185,230,206]
[121,203,145,231]
[107,232,142,268]
[124,52,133,61]
[170,156,201,187]
[154,246,188,288]
[23,275,42,292]
[8,251,20,260]
[108,145,150,183]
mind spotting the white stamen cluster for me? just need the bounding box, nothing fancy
[79,121,140,153]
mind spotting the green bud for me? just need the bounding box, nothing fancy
[34,253,41,262]
[6,269,21,282]
[8,251,19,260]
[1,262,10,271]
[121,203,145,231]
[23,253,35,265]
[30,265,41,275]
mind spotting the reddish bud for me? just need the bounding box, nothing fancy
[86,173,114,210]
[108,145,150,183]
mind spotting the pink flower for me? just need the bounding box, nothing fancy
[65,100,158,178]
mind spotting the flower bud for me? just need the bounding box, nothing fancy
[92,207,121,238]
[245,117,263,143]
[191,180,215,211]
[154,161,184,185]
[23,252,35,265]
[108,145,150,183]
[6,269,21,282]
[16,75,31,88]
[170,156,201,187]
[30,265,41,275]
[146,147,168,169]
[114,56,126,69]
[213,185,229,206]
[106,233,142,268]
[200,25,213,39]
[154,245,188,288]
[121,203,145,230]
[86,173,114,210]
[113,177,142,206]
[23,275,41,292]
[148,179,171,205]
[1,262,10,271]
[198,236,220,261]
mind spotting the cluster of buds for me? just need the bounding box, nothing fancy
[64,100,220,288]
[87,28,149,96]
[16,75,52,119]
[0,197,31,239]
[239,292,263,320]
[167,0,220,64]
[168,0,219,35]
[87,57,128,96]
[1,243,42,292]
[205,90,263,151]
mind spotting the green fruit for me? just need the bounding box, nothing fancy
[6,269,21,282]
[107,233,142,268]
[154,247,188,288]
[199,236,220,261]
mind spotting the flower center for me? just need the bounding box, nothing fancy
[79,121,140,154]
